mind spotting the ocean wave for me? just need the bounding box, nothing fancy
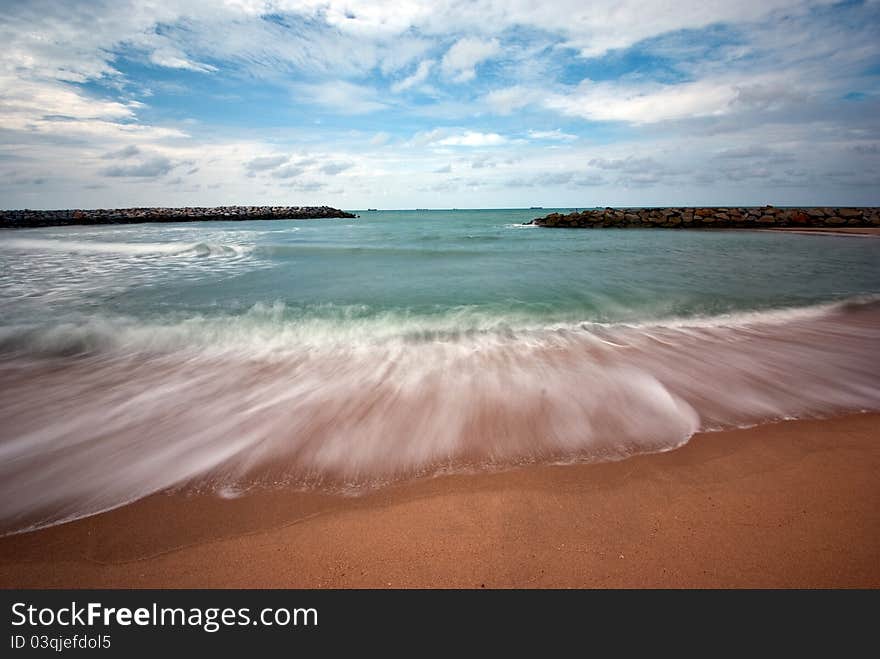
[0,296,878,534]
[0,238,252,258]
[1,296,876,358]
[183,242,252,258]
[252,243,488,258]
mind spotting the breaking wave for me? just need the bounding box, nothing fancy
[0,296,878,534]
[0,238,252,258]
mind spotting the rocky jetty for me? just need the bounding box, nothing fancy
[529,206,880,229]
[0,205,356,229]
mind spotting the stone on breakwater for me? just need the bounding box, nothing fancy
[528,206,879,229]
[0,205,356,229]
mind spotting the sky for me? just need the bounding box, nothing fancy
[1,0,879,209]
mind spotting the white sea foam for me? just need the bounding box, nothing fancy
[0,238,252,258]
[1,295,873,358]
[0,297,878,534]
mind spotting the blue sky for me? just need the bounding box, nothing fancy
[1,0,879,208]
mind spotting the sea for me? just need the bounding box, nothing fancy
[1,208,878,533]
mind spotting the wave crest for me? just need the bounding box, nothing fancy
[0,297,878,534]
[0,237,252,259]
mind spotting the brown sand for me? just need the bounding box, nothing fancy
[1,413,878,589]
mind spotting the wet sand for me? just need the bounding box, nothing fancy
[1,413,878,588]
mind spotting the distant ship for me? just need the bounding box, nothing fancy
[529,206,543,209]
[367,208,378,211]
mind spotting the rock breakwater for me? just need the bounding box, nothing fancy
[0,205,356,229]
[529,206,880,229]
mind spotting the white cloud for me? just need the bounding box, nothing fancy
[408,128,447,146]
[589,157,665,173]
[245,155,289,172]
[535,0,822,57]
[271,164,305,179]
[544,78,740,124]
[316,1,433,36]
[440,37,500,82]
[0,0,878,208]
[297,81,388,114]
[0,1,842,88]
[100,156,175,178]
[0,75,135,130]
[392,59,435,93]
[470,155,496,168]
[377,35,433,75]
[483,86,544,115]
[714,145,776,159]
[320,162,354,175]
[290,1,824,60]
[436,131,508,146]
[527,129,578,142]
[279,179,326,192]
[147,48,217,73]
[101,145,141,159]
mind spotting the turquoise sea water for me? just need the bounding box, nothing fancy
[1,209,879,533]
[2,209,879,333]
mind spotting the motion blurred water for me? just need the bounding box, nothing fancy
[1,209,879,533]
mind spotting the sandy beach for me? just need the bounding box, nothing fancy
[3,0,880,608]
[1,412,877,589]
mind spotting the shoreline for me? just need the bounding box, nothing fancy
[1,412,877,588]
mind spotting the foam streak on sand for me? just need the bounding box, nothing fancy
[1,297,878,535]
